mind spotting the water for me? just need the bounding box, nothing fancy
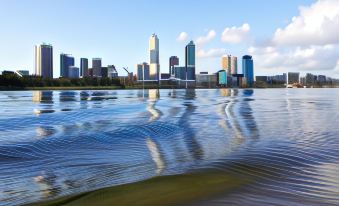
[0,89,338,206]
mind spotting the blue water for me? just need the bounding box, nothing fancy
[0,89,338,206]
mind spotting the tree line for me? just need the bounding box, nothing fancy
[0,74,122,88]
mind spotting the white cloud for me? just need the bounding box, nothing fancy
[272,0,339,46]
[249,0,339,75]
[249,45,339,71]
[176,32,188,42]
[197,48,225,58]
[196,30,216,46]
[221,23,250,44]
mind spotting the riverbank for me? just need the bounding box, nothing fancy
[26,170,255,206]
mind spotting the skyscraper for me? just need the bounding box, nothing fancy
[80,58,88,77]
[60,54,74,78]
[35,43,53,78]
[149,34,160,81]
[242,55,254,86]
[222,55,231,74]
[231,56,237,75]
[185,40,196,80]
[68,66,80,78]
[137,62,150,81]
[222,55,237,75]
[288,72,300,84]
[92,58,102,77]
[169,56,179,76]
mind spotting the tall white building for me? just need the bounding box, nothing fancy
[35,43,53,78]
[149,34,160,81]
[222,55,237,75]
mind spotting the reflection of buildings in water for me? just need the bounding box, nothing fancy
[146,89,162,122]
[184,89,196,100]
[146,138,165,175]
[178,90,204,160]
[240,89,259,139]
[220,88,231,97]
[36,126,56,138]
[33,91,55,115]
[59,91,77,102]
[33,172,60,198]
[219,89,259,152]
[32,91,53,103]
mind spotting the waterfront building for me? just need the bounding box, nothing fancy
[256,76,268,83]
[288,72,300,84]
[160,73,170,80]
[305,73,314,85]
[35,43,53,78]
[107,65,118,78]
[318,75,326,84]
[80,58,88,77]
[149,34,160,81]
[1,71,15,75]
[242,55,254,86]
[196,73,217,88]
[232,74,244,87]
[218,70,227,87]
[60,54,74,78]
[185,41,196,80]
[68,66,79,78]
[169,56,179,76]
[270,73,287,84]
[15,70,29,77]
[92,58,102,77]
[137,62,150,81]
[222,55,237,75]
[174,66,186,80]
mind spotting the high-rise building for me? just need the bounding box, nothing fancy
[185,40,196,80]
[92,58,102,77]
[35,43,53,78]
[60,54,74,78]
[222,55,231,74]
[242,55,254,86]
[68,66,79,78]
[231,56,237,75]
[222,55,237,75]
[137,62,150,81]
[149,34,160,81]
[80,58,88,77]
[288,72,300,84]
[169,56,179,76]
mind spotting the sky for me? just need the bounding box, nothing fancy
[1,0,339,78]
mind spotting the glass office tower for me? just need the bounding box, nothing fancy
[35,43,53,78]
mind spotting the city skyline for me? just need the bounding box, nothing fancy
[1,0,339,78]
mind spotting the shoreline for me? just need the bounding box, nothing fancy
[25,170,255,206]
[1,86,338,91]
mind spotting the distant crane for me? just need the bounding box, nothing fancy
[119,67,133,85]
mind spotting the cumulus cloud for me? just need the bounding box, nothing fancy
[273,0,339,46]
[197,48,225,58]
[196,30,216,46]
[176,32,188,42]
[249,0,339,74]
[221,23,250,44]
[249,45,339,71]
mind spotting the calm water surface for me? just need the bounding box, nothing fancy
[0,89,338,206]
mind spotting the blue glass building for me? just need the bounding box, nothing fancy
[60,54,74,78]
[242,55,254,86]
[218,70,227,86]
[80,58,88,77]
[185,41,196,80]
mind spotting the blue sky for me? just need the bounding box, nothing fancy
[1,0,339,78]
